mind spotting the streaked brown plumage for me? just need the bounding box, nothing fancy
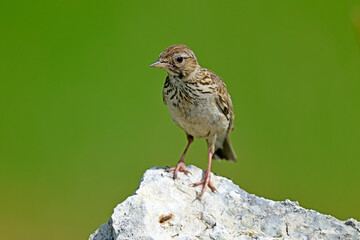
[150,44,236,196]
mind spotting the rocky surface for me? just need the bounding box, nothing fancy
[90,165,360,240]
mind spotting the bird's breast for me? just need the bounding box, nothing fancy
[163,82,229,138]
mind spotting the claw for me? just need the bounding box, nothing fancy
[166,162,191,179]
[191,171,216,196]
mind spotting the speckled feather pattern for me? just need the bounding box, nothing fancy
[163,68,231,140]
[157,45,236,161]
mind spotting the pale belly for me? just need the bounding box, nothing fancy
[167,98,229,138]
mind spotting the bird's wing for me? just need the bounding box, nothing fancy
[208,70,235,131]
[162,76,170,105]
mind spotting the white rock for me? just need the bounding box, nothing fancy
[89,165,360,240]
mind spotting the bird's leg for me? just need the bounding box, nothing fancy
[166,134,193,179]
[192,149,217,196]
[192,136,217,196]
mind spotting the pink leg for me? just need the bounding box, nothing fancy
[192,149,217,196]
[166,135,193,179]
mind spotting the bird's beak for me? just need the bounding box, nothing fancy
[149,61,170,68]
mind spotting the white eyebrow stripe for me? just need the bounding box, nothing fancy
[172,52,194,59]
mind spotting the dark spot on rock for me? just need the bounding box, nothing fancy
[345,220,356,228]
[159,213,174,224]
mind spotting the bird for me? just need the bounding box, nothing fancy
[150,44,236,196]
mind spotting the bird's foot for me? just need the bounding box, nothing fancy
[191,170,217,197]
[166,161,191,179]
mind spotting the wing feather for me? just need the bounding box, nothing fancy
[208,70,234,132]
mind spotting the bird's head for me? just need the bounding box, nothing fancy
[150,45,199,78]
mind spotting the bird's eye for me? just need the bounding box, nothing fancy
[176,57,183,63]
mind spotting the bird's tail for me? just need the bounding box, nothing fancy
[213,133,237,162]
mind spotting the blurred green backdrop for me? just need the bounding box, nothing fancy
[1,0,360,239]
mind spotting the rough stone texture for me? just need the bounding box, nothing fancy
[90,165,360,240]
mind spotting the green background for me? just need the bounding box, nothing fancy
[1,0,360,239]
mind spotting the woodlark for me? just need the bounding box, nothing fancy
[150,44,236,196]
